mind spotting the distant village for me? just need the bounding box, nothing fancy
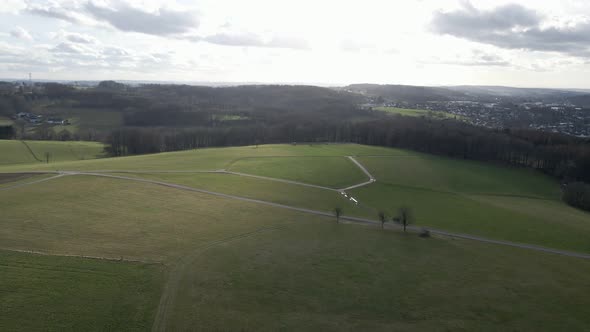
[376,100,590,137]
[0,80,72,128]
[15,112,70,126]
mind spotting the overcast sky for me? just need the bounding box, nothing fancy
[1,0,590,88]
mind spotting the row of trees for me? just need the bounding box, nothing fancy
[334,206,416,233]
[0,125,15,139]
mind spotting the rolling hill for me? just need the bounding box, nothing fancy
[1,142,589,331]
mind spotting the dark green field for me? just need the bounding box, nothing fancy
[0,250,163,331]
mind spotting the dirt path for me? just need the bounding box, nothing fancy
[224,170,338,191]
[0,173,66,191]
[340,156,376,191]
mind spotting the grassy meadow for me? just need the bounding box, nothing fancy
[0,116,13,126]
[0,143,405,172]
[0,173,53,189]
[34,106,124,135]
[374,106,462,119]
[0,139,105,165]
[1,142,590,330]
[0,250,164,331]
[229,156,368,188]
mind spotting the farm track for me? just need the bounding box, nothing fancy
[224,170,339,191]
[340,156,376,191]
[0,173,65,191]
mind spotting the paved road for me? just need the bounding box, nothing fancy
[2,170,589,260]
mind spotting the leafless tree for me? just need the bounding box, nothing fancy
[378,211,386,229]
[398,206,413,232]
[334,207,342,223]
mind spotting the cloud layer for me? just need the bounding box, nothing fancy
[85,2,199,36]
[431,2,590,58]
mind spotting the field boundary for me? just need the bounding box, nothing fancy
[0,247,159,264]
[19,140,43,162]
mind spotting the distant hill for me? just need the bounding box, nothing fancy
[344,83,590,104]
[344,84,469,102]
[445,85,583,102]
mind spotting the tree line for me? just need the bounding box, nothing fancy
[104,115,590,183]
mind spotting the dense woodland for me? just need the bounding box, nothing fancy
[2,81,590,210]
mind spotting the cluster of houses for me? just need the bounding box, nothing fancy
[16,112,70,125]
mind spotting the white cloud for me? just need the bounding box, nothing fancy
[84,1,199,36]
[0,0,26,13]
[66,32,98,44]
[10,26,33,41]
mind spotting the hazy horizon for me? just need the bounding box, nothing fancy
[2,0,590,89]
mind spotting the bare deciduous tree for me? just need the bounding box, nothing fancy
[378,211,386,229]
[334,207,342,223]
[398,206,413,232]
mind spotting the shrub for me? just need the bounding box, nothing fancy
[419,228,430,238]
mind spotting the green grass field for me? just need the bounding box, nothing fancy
[229,156,368,188]
[374,106,462,119]
[164,221,590,331]
[0,116,13,126]
[35,107,124,135]
[116,172,372,218]
[356,155,560,199]
[0,173,53,189]
[0,143,405,172]
[0,174,589,331]
[0,139,105,165]
[1,143,590,330]
[0,250,164,331]
[1,142,588,251]
[0,140,39,164]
